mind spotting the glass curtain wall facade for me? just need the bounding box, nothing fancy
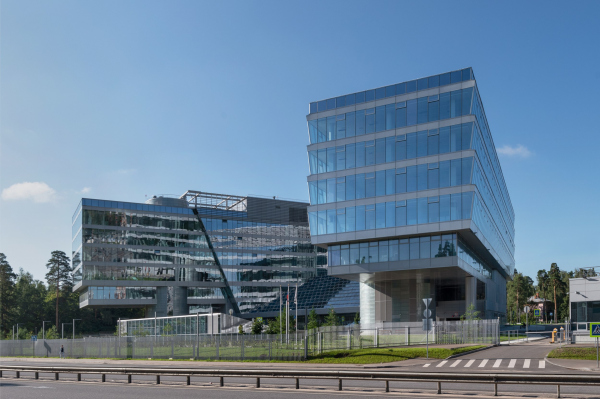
[72,192,327,317]
[306,68,515,323]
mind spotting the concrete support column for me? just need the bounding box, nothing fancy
[465,276,477,312]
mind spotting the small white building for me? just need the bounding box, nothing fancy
[569,267,600,330]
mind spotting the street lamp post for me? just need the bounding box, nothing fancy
[72,319,81,340]
[42,321,51,340]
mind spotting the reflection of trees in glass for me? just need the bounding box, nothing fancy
[435,241,456,257]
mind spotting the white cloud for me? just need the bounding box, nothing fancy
[81,187,91,194]
[1,182,57,203]
[497,144,532,158]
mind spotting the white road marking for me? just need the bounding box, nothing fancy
[493,359,502,368]
[479,359,489,367]
[464,359,475,367]
[423,363,430,368]
[539,360,545,369]
[436,360,448,368]
[508,359,517,368]
[450,360,462,368]
[523,359,530,368]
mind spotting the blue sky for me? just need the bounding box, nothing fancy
[1,1,599,281]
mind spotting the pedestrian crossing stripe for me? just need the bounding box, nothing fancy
[425,359,545,369]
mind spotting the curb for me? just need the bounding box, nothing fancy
[544,356,600,372]
[445,345,494,360]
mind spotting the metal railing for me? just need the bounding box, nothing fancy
[0,364,597,398]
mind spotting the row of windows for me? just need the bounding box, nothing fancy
[308,123,474,175]
[308,88,473,144]
[78,210,310,239]
[308,192,474,236]
[309,68,473,114]
[328,234,457,266]
[309,157,473,205]
[81,286,156,302]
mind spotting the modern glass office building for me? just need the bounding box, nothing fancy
[306,68,515,323]
[72,191,331,318]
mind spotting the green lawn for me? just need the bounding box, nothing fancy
[304,345,487,364]
[547,347,599,361]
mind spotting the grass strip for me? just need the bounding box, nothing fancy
[547,347,599,361]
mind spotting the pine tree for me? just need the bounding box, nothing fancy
[323,308,339,327]
[251,317,264,334]
[45,251,72,328]
[548,263,566,323]
[536,269,549,323]
[0,253,17,335]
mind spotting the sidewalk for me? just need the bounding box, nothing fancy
[545,357,600,372]
[499,336,547,345]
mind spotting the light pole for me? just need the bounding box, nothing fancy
[72,319,81,339]
[42,321,52,340]
[62,323,72,340]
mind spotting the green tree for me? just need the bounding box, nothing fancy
[307,309,320,330]
[45,251,72,328]
[44,325,59,340]
[0,253,17,335]
[14,269,48,333]
[548,263,566,323]
[353,312,360,325]
[238,324,245,334]
[461,304,481,321]
[536,269,549,323]
[573,268,597,278]
[265,318,280,334]
[506,269,534,324]
[251,317,264,334]
[323,308,339,327]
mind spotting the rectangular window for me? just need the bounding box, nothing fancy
[439,126,450,153]
[356,205,365,231]
[428,98,440,123]
[451,193,462,220]
[375,138,385,164]
[346,206,356,232]
[346,143,355,169]
[336,96,345,108]
[327,178,336,203]
[439,160,450,188]
[365,108,375,134]
[327,209,336,234]
[428,129,439,155]
[327,116,336,141]
[407,199,417,225]
[346,112,356,137]
[365,140,375,165]
[417,164,428,191]
[417,130,428,157]
[395,102,407,128]
[462,122,473,150]
[308,181,317,205]
[318,180,326,204]
[356,141,365,167]
[376,170,385,196]
[308,120,318,144]
[356,91,365,104]
[365,172,375,197]
[396,83,406,95]
[318,149,327,173]
[428,197,440,223]
[417,97,428,124]
[375,105,386,132]
[451,70,462,84]
[346,174,356,201]
[389,240,399,261]
[450,90,462,118]
[418,197,428,224]
[407,99,417,126]
[336,209,345,233]
[440,73,451,86]
[356,173,365,199]
[406,132,417,159]
[309,212,317,236]
[440,194,451,222]
[366,90,375,102]
[386,202,395,227]
[462,157,473,184]
[440,92,451,120]
[336,177,346,202]
[327,147,336,172]
[462,191,474,219]
[376,202,386,228]
[428,163,439,189]
[406,80,417,93]
[451,159,462,186]
[428,75,440,88]
[462,87,473,115]
[336,146,346,170]
[395,168,407,194]
[369,243,379,263]
[417,77,428,91]
[409,237,420,259]
[327,98,336,110]
[379,242,389,262]
[336,114,346,139]
[406,165,417,192]
[309,150,318,174]
[386,169,395,195]
[420,236,430,259]
[346,94,356,106]
[450,124,461,152]
[356,110,366,136]
[396,201,407,226]
[395,135,406,161]
[318,118,327,143]
[385,104,395,130]
[365,205,375,230]
[385,85,395,98]
[385,136,395,163]
[399,239,409,260]
[318,210,326,235]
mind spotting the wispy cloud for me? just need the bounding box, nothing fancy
[116,168,137,175]
[81,187,91,194]
[1,182,57,203]
[497,144,532,158]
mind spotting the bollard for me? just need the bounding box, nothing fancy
[187,376,191,385]
[16,371,20,379]
[339,379,342,391]
[296,378,299,389]
[55,372,59,381]
[156,375,160,384]
[437,382,441,394]
[494,382,498,396]
[256,377,260,388]
[35,372,39,380]
[128,375,132,384]
[102,374,106,383]
[77,373,81,381]
[557,385,560,398]
[385,380,389,392]
[0,370,2,378]
[219,376,224,387]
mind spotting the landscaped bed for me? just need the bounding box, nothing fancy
[547,347,599,361]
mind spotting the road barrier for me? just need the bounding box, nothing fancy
[1,364,597,398]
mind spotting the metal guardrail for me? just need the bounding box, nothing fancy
[1,365,598,397]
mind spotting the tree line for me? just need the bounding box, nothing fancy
[0,252,142,339]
